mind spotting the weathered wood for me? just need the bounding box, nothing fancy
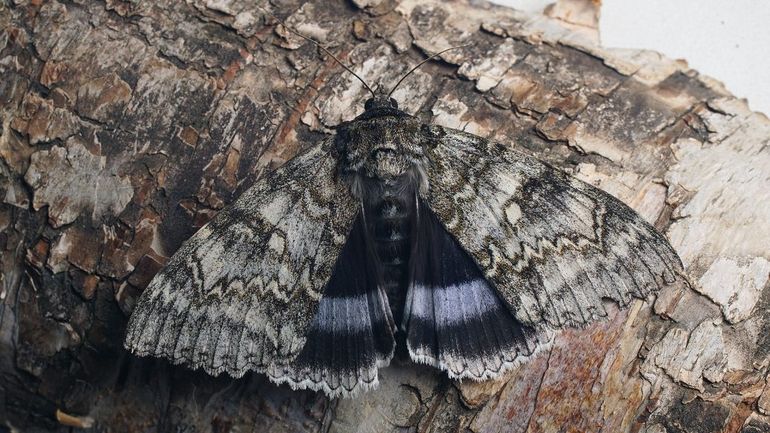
[1,0,769,432]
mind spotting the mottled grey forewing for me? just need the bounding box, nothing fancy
[124,138,358,377]
[424,126,682,329]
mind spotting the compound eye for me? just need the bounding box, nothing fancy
[364,98,375,111]
[388,98,399,109]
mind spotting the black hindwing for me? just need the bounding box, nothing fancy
[403,200,548,380]
[267,213,396,396]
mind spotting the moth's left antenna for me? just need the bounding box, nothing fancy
[386,44,470,98]
[269,13,377,99]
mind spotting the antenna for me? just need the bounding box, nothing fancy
[273,21,376,98]
[387,44,471,98]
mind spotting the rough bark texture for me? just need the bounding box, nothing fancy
[1,0,769,432]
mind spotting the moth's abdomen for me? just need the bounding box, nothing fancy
[365,186,416,326]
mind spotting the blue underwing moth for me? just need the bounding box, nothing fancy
[124,38,683,398]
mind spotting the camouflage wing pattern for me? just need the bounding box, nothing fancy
[124,138,360,378]
[423,126,682,330]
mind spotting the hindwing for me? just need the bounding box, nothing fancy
[403,200,549,380]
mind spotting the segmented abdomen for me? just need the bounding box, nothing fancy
[365,185,416,326]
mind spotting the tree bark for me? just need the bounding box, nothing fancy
[2,0,769,432]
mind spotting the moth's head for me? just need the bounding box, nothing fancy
[364,94,399,112]
[355,93,407,121]
[335,98,428,180]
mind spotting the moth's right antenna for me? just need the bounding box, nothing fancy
[272,18,376,98]
[387,44,470,98]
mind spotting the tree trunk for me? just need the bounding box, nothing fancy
[2,0,769,432]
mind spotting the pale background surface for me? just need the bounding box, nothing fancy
[491,0,770,116]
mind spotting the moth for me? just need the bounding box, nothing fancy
[124,37,682,398]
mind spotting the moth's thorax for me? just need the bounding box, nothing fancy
[336,114,429,183]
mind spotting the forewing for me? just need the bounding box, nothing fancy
[424,127,682,329]
[124,138,359,377]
